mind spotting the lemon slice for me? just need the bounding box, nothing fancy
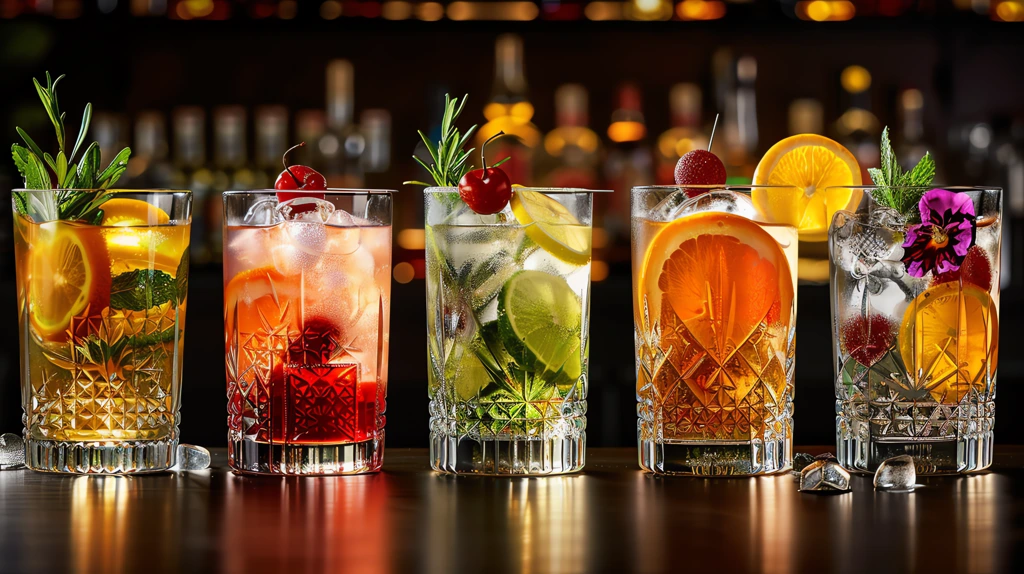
[509,190,591,265]
[751,134,862,242]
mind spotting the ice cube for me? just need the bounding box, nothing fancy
[325,209,363,255]
[277,197,335,222]
[174,444,211,471]
[799,460,851,493]
[831,211,905,273]
[791,452,817,475]
[873,455,918,492]
[284,220,328,256]
[243,198,283,225]
[0,433,25,470]
[655,190,759,221]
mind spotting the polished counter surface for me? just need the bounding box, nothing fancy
[0,447,1022,574]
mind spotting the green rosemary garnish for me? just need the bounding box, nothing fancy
[404,93,508,187]
[11,72,131,223]
[867,126,936,219]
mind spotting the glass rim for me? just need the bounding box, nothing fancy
[823,185,1003,192]
[13,188,191,194]
[631,184,800,191]
[424,186,612,194]
[224,188,395,195]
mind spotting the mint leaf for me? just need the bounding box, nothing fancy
[907,151,935,188]
[109,269,177,311]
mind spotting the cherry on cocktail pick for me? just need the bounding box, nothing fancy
[674,114,727,198]
[458,131,512,215]
[275,142,327,203]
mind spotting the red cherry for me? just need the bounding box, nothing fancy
[840,314,897,367]
[274,142,327,200]
[932,245,993,291]
[674,149,727,198]
[458,131,512,215]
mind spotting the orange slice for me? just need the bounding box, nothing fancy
[638,212,793,357]
[899,282,998,404]
[28,222,112,340]
[224,266,299,335]
[751,134,862,242]
[100,198,171,227]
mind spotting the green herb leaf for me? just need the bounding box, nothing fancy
[175,249,189,306]
[109,269,177,312]
[71,102,92,161]
[408,94,482,187]
[12,145,49,190]
[96,147,131,188]
[907,152,935,188]
[867,126,937,220]
[492,157,511,168]
[15,127,46,162]
[77,141,100,188]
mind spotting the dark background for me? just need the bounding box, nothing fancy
[1,1,1023,450]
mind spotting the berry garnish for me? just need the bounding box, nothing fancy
[458,131,512,215]
[841,314,897,367]
[275,142,327,201]
[674,114,726,198]
[932,245,993,291]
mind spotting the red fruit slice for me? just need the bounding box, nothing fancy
[841,314,897,367]
[932,245,993,291]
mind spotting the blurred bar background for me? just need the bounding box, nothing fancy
[1,0,1023,449]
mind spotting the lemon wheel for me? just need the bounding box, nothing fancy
[509,190,591,265]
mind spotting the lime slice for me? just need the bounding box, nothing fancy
[497,270,583,383]
[509,190,591,265]
[445,341,492,401]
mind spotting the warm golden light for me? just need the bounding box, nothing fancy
[592,228,609,249]
[278,0,297,19]
[592,260,609,282]
[382,1,412,20]
[416,1,444,21]
[448,1,539,21]
[584,1,624,20]
[677,0,726,20]
[628,0,672,20]
[393,262,415,284]
[397,228,425,250]
[995,1,1024,20]
[608,121,646,143]
[797,0,855,21]
[177,0,214,19]
[840,65,871,93]
[320,0,342,20]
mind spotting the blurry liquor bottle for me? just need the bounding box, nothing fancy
[254,105,289,188]
[321,60,365,187]
[172,106,215,265]
[605,83,652,247]
[834,65,880,183]
[91,112,128,166]
[360,109,392,189]
[539,84,600,189]
[477,34,540,183]
[126,111,174,188]
[713,54,758,182]
[295,109,327,168]
[895,88,928,170]
[210,106,258,260]
[788,98,825,135]
[655,83,708,184]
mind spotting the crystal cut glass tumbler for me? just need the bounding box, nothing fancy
[830,186,1000,474]
[223,190,392,475]
[426,187,603,475]
[13,189,192,474]
[633,185,798,476]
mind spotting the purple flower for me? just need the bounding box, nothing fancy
[901,189,976,278]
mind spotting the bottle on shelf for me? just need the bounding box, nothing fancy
[172,106,214,265]
[788,98,825,135]
[321,59,365,188]
[91,112,128,167]
[127,111,174,188]
[655,83,708,184]
[834,64,880,183]
[604,82,652,250]
[360,109,391,189]
[895,88,928,171]
[477,34,540,184]
[254,105,289,189]
[538,83,600,189]
[210,106,257,260]
[295,109,327,168]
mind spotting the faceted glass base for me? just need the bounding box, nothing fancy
[639,438,792,476]
[430,433,585,476]
[837,432,993,475]
[27,438,176,474]
[229,436,383,475]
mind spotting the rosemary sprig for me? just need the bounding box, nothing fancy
[11,72,132,223]
[404,93,508,187]
[867,126,936,220]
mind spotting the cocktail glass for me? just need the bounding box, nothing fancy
[425,186,605,475]
[632,185,799,475]
[223,189,393,475]
[13,189,192,474]
[829,186,1000,474]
